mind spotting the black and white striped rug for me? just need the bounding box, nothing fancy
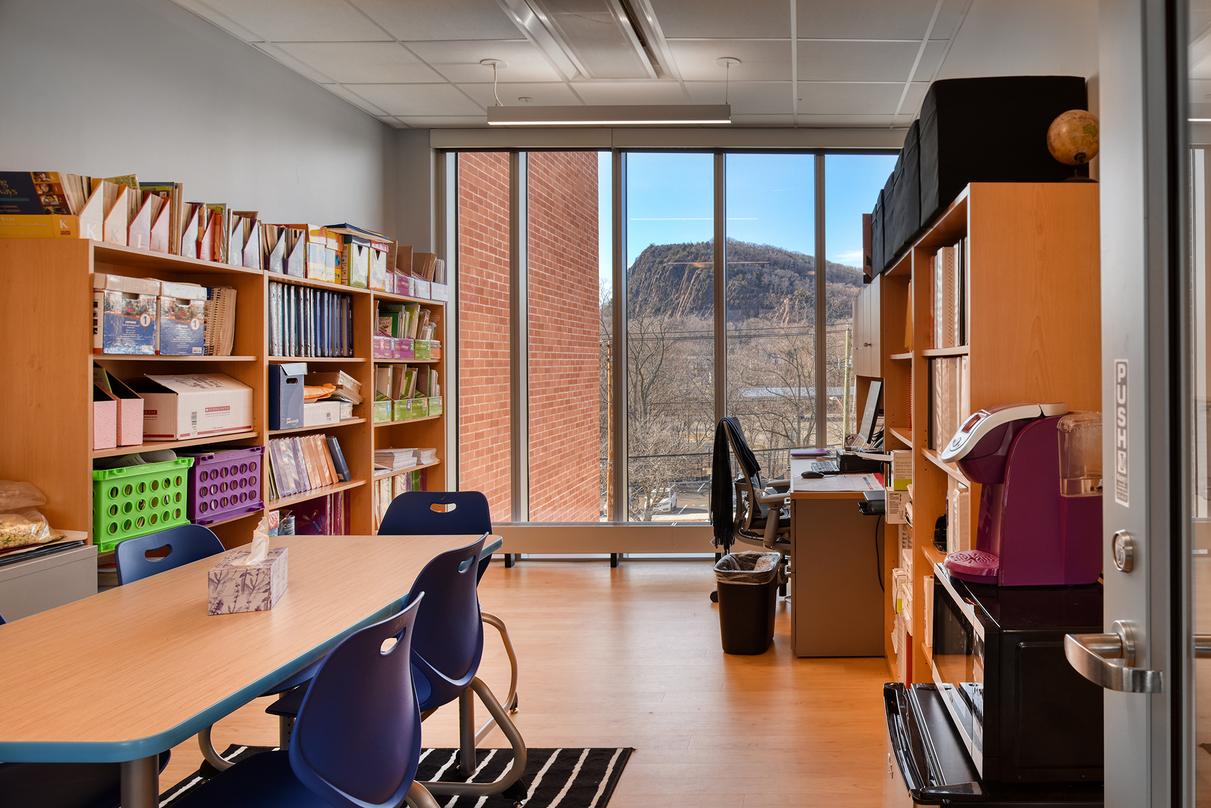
[162,745,634,807]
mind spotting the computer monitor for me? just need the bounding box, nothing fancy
[856,380,883,448]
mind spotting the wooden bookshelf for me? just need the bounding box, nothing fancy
[873,183,1101,683]
[0,238,447,552]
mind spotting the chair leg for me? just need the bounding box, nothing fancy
[197,725,234,771]
[278,715,294,749]
[405,781,442,808]
[458,688,476,776]
[423,677,528,800]
[481,611,519,713]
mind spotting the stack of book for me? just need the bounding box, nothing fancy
[268,282,354,357]
[203,287,237,356]
[375,448,418,472]
[931,239,968,349]
[929,356,970,451]
[266,434,351,501]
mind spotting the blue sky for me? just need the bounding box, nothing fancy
[596,151,897,285]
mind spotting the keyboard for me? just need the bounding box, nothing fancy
[809,459,840,475]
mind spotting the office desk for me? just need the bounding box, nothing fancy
[789,459,885,657]
[0,533,480,807]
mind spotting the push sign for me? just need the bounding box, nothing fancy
[1113,359,1129,507]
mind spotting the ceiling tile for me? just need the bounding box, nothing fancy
[667,39,791,82]
[405,40,565,82]
[275,42,442,83]
[343,83,484,115]
[648,0,789,38]
[912,40,949,83]
[794,0,954,40]
[684,81,792,115]
[795,82,907,115]
[935,0,1098,80]
[323,84,388,115]
[797,40,922,83]
[254,43,338,83]
[396,116,487,128]
[569,81,690,104]
[457,82,582,106]
[190,0,391,42]
[350,0,521,40]
[899,82,930,116]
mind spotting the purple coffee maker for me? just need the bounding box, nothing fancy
[938,403,1103,587]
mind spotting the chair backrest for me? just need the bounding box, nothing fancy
[114,524,225,584]
[378,491,492,536]
[407,535,487,706]
[291,594,425,808]
[379,491,494,580]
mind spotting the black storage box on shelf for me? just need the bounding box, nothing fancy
[887,120,922,262]
[870,190,886,275]
[918,75,1089,224]
[268,362,305,430]
[878,169,897,271]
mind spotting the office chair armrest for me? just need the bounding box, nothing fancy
[758,492,789,507]
[765,478,791,492]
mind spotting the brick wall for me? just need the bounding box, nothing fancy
[457,152,513,519]
[525,152,602,521]
[456,151,603,523]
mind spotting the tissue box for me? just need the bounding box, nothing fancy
[207,546,288,615]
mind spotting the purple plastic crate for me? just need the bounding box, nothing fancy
[183,445,264,526]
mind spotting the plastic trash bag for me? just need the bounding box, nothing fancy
[0,481,52,550]
[714,552,782,585]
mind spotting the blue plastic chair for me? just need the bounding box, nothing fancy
[172,595,439,808]
[0,614,171,808]
[378,492,519,724]
[114,524,313,770]
[270,535,528,803]
[114,524,225,584]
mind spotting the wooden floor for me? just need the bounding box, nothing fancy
[166,559,900,807]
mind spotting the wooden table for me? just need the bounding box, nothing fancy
[786,459,885,657]
[0,533,480,807]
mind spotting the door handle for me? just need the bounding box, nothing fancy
[1064,620,1164,693]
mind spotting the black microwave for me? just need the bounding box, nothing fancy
[928,563,1104,785]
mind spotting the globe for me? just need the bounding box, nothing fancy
[1047,109,1100,166]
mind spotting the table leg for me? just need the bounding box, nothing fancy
[120,755,159,808]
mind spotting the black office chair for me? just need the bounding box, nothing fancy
[709,417,791,601]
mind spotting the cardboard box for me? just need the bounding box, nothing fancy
[269,363,306,430]
[92,273,158,355]
[94,368,144,446]
[92,385,117,450]
[339,235,371,288]
[208,547,288,615]
[134,373,253,440]
[303,400,342,426]
[158,280,206,356]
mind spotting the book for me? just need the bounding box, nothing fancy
[268,281,354,358]
[266,433,350,499]
[203,286,237,356]
[0,171,80,215]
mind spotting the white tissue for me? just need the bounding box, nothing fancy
[242,516,270,566]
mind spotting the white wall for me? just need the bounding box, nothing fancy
[0,0,398,232]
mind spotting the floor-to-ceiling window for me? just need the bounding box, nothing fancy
[624,152,715,522]
[451,148,895,539]
[825,153,899,440]
[724,153,815,481]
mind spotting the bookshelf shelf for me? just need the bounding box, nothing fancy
[268,418,365,436]
[0,237,447,551]
[872,183,1101,688]
[94,354,258,363]
[93,243,264,277]
[372,290,446,307]
[374,414,442,428]
[268,356,366,364]
[373,460,441,480]
[267,479,367,511]
[922,346,969,358]
[269,273,371,295]
[91,430,259,459]
[372,357,440,365]
[922,448,969,484]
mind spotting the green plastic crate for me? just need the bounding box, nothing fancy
[92,457,194,553]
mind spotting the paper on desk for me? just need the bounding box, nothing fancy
[241,517,270,566]
[851,450,892,462]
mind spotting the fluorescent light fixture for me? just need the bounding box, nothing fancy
[487,104,731,126]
